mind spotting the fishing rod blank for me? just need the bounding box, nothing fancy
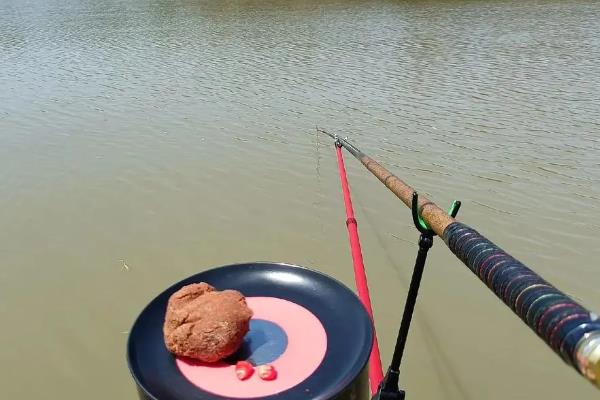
[318,128,600,390]
[333,139,384,394]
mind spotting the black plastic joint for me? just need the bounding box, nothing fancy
[418,234,434,250]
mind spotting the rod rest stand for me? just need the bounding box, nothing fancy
[373,192,461,400]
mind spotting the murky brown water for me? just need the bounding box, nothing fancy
[1,0,599,398]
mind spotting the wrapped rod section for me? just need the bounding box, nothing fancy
[443,222,600,386]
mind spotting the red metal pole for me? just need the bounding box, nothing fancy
[334,143,384,394]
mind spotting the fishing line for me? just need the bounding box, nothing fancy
[314,127,325,235]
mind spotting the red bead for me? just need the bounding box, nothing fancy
[235,361,254,380]
[257,364,277,381]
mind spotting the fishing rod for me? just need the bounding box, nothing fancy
[333,140,385,395]
[318,128,600,394]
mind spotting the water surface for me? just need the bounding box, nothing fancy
[1,0,599,399]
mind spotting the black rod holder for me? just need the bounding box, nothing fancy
[373,192,461,400]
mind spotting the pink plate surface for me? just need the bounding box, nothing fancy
[176,296,328,398]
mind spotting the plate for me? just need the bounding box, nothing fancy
[127,262,373,400]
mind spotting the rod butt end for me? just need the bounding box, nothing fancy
[576,331,600,388]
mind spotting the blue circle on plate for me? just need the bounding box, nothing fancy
[225,319,288,365]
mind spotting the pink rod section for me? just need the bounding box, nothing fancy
[335,144,384,394]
